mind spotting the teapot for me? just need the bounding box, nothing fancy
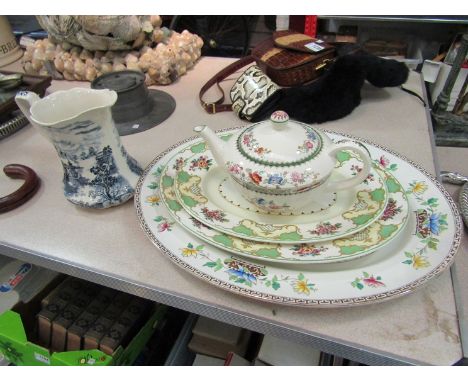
[194,111,371,215]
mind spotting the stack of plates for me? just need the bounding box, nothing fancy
[135,129,462,307]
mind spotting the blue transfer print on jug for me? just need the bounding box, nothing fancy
[47,120,139,208]
[87,145,134,208]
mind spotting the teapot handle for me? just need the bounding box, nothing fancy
[324,140,371,191]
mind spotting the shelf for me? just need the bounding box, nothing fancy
[319,16,468,24]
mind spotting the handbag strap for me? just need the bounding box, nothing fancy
[199,55,255,114]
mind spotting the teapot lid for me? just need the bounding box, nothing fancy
[237,111,323,166]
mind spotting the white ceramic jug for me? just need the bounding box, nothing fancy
[15,88,143,208]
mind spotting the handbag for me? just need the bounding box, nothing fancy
[199,31,336,120]
[252,30,336,87]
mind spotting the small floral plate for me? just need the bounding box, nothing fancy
[172,138,388,244]
[159,152,408,264]
[135,130,461,307]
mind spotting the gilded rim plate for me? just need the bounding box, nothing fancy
[159,144,409,264]
[135,129,461,307]
[172,136,388,244]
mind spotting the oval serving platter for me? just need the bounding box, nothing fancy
[172,138,389,244]
[135,130,461,307]
[158,142,408,265]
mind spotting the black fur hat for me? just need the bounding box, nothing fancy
[251,47,409,124]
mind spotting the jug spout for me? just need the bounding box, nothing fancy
[193,125,228,168]
[15,91,40,124]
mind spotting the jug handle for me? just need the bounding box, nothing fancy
[324,140,372,192]
[15,91,40,122]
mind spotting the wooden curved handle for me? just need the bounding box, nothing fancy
[0,164,40,213]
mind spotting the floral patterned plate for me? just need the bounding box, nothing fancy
[159,151,408,264]
[135,130,461,307]
[172,139,388,244]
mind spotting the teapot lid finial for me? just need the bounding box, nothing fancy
[270,110,289,123]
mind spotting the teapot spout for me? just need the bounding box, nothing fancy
[15,91,40,125]
[193,125,228,168]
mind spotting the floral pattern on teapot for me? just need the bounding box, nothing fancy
[226,161,320,194]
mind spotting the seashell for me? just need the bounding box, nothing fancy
[150,15,162,28]
[132,31,146,48]
[74,59,86,76]
[79,49,93,60]
[113,63,126,71]
[125,53,138,64]
[23,62,35,74]
[160,64,170,74]
[177,64,187,75]
[141,20,153,33]
[63,71,75,80]
[85,66,97,81]
[158,77,171,85]
[45,50,56,61]
[112,56,125,65]
[126,62,140,71]
[64,59,74,73]
[176,40,186,49]
[144,72,152,85]
[152,29,164,43]
[32,48,46,61]
[147,67,158,78]
[92,58,102,70]
[138,53,152,71]
[54,57,64,72]
[161,27,172,39]
[23,50,33,61]
[34,40,45,49]
[31,59,43,71]
[101,63,112,73]
[181,52,191,64]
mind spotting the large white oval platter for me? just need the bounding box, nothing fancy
[135,130,461,307]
